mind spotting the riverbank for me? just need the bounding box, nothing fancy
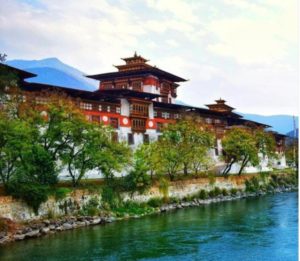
[0,183,297,245]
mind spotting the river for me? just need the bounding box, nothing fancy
[0,192,298,261]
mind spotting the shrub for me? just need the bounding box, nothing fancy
[213,187,222,196]
[183,194,196,202]
[168,197,180,204]
[198,189,208,199]
[266,183,275,191]
[81,196,100,216]
[259,184,267,192]
[269,179,278,189]
[230,188,238,196]
[245,177,260,192]
[221,188,229,196]
[123,161,151,196]
[208,190,215,198]
[101,186,121,210]
[7,182,49,214]
[159,178,169,201]
[53,188,71,201]
[147,197,163,208]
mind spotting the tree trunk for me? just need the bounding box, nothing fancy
[183,163,188,175]
[223,159,235,175]
[238,157,249,175]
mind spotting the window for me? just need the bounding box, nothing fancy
[157,122,163,132]
[143,134,149,144]
[116,83,127,89]
[80,102,92,110]
[132,118,146,131]
[107,106,110,112]
[85,115,92,121]
[215,119,221,124]
[130,103,148,117]
[132,81,142,91]
[154,111,157,117]
[174,114,179,119]
[116,107,121,113]
[98,105,102,111]
[162,112,170,119]
[205,118,212,124]
[103,84,112,89]
[35,97,48,104]
[128,133,134,145]
[110,117,119,128]
[92,115,100,123]
[112,132,118,142]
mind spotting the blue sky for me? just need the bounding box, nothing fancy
[0,0,298,115]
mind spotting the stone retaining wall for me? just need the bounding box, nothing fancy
[0,175,255,222]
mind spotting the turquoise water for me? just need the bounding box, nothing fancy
[0,192,298,261]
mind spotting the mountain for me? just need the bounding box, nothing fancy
[238,113,298,135]
[6,58,98,91]
[286,128,299,138]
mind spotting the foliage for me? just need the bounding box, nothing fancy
[245,177,260,192]
[0,115,36,187]
[221,188,229,196]
[123,147,152,196]
[53,187,72,201]
[156,120,214,180]
[7,182,49,214]
[134,143,162,179]
[101,186,121,210]
[230,188,238,196]
[113,201,154,217]
[158,177,169,201]
[147,197,164,208]
[81,196,100,216]
[222,127,276,175]
[198,189,208,199]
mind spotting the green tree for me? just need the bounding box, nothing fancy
[134,143,162,180]
[123,148,151,196]
[60,120,130,187]
[0,114,35,187]
[157,120,214,179]
[222,127,258,175]
[222,127,275,175]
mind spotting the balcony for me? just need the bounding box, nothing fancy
[131,118,146,132]
[129,103,149,118]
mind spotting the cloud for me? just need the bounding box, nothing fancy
[0,0,297,115]
[207,0,297,65]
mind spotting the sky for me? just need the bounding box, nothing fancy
[0,0,298,115]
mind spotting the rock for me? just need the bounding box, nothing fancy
[62,223,73,230]
[0,231,7,238]
[76,221,86,227]
[91,218,101,225]
[22,227,32,234]
[0,236,10,244]
[55,226,63,231]
[25,230,40,238]
[41,227,50,234]
[43,220,50,225]
[14,234,25,241]
[49,225,56,230]
[105,217,115,223]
